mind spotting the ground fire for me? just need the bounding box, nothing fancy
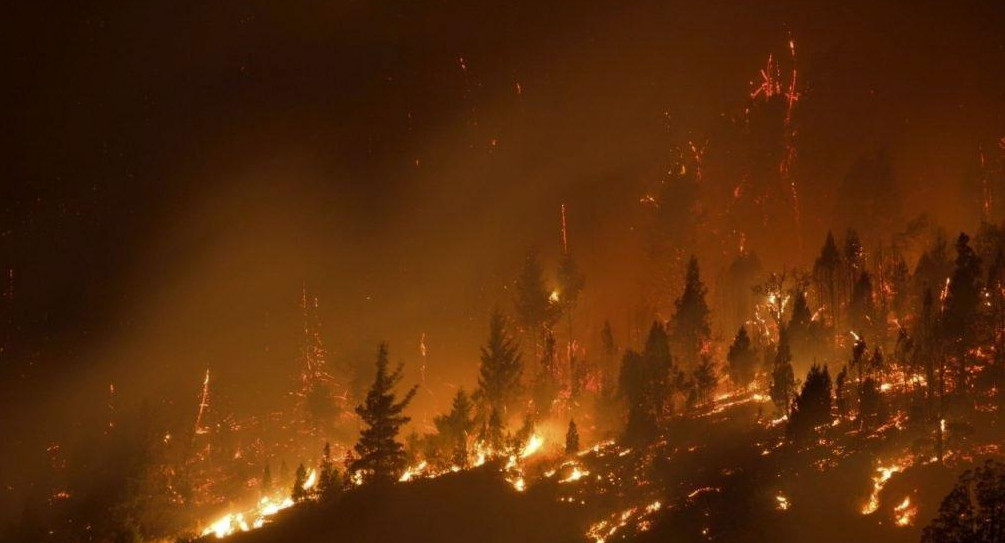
[2,2,1005,543]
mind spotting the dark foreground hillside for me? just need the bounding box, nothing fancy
[217,468,585,543]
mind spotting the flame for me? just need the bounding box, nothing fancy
[862,462,907,515]
[399,461,428,482]
[521,434,545,458]
[549,291,560,303]
[560,466,589,483]
[894,496,916,527]
[302,469,318,490]
[775,493,790,511]
[201,496,295,539]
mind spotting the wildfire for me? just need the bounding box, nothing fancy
[893,496,917,527]
[521,434,545,458]
[201,496,295,539]
[862,460,909,515]
[559,465,589,484]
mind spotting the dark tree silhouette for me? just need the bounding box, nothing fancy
[858,377,883,431]
[813,231,842,330]
[670,256,711,370]
[770,329,796,415]
[291,463,308,503]
[261,463,272,496]
[692,354,717,407]
[532,330,559,417]
[727,326,758,389]
[849,271,875,339]
[835,366,850,419]
[514,247,560,345]
[565,419,580,455]
[941,232,984,394]
[477,311,524,417]
[922,460,1005,543]
[434,389,475,468]
[351,343,417,485]
[787,364,832,439]
[619,323,676,443]
[318,441,340,500]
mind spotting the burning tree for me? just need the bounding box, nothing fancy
[351,344,418,485]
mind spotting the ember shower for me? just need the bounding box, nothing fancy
[1,1,1004,542]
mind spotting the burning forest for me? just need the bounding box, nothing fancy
[2,1,1005,542]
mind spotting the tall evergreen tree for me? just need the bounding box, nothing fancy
[619,350,652,443]
[565,419,580,455]
[477,311,524,417]
[351,343,418,485]
[514,247,560,343]
[835,366,850,419]
[318,441,340,500]
[787,364,832,439]
[670,256,711,369]
[813,231,842,329]
[770,329,796,415]
[532,330,559,416]
[261,463,272,496]
[433,389,475,468]
[727,326,758,389]
[941,232,983,394]
[291,463,308,503]
[600,320,618,380]
[859,377,883,431]
[692,355,717,407]
[849,270,875,339]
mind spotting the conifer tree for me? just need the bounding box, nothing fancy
[859,377,883,431]
[619,322,677,443]
[787,364,832,439]
[351,343,417,485]
[835,366,850,419]
[532,331,559,416]
[692,354,717,407]
[670,256,711,369]
[727,326,758,389]
[433,389,475,467]
[850,271,875,339]
[515,247,560,345]
[481,408,505,452]
[942,232,983,394]
[600,320,618,377]
[477,311,524,417]
[318,442,340,500]
[565,419,580,456]
[291,463,308,503]
[770,329,796,414]
[813,231,842,329]
[261,463,272,496]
